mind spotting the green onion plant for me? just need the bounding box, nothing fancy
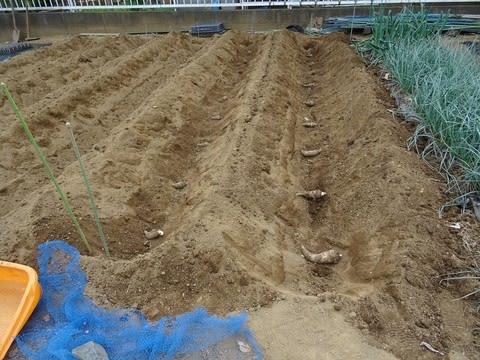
[384,38,480,196]
[356,7,480,203]
[356,4,480,314]
[356,7,447,65]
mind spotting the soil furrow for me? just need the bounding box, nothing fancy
[0,36,149,109]
[0,31,477,360]
[0,34,211,218]
[292,33,475,360]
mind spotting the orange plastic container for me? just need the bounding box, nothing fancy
[0,261,41,359]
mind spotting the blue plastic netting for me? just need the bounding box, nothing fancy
[14,240,262,360]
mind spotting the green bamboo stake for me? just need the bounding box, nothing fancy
[0,82,92,254]
[66,122,111,258]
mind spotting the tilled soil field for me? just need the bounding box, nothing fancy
[0,30,478,359]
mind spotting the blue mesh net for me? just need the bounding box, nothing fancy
[13,240,262,360]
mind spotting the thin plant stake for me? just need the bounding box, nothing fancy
[349,0,358,42]
[66,122,111,258]
[0,82,92,254]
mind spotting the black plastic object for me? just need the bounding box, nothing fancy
[286,24,304,33]
[191,23,226,37]
[0,42,50,62]
[0,42,33,56]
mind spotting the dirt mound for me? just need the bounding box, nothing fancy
[0,31,477,359]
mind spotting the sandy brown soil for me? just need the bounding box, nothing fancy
[0,31,479,359]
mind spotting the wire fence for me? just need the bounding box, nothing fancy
[0,0,478,11]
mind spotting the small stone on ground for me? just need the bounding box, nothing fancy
[72,341,109,360]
